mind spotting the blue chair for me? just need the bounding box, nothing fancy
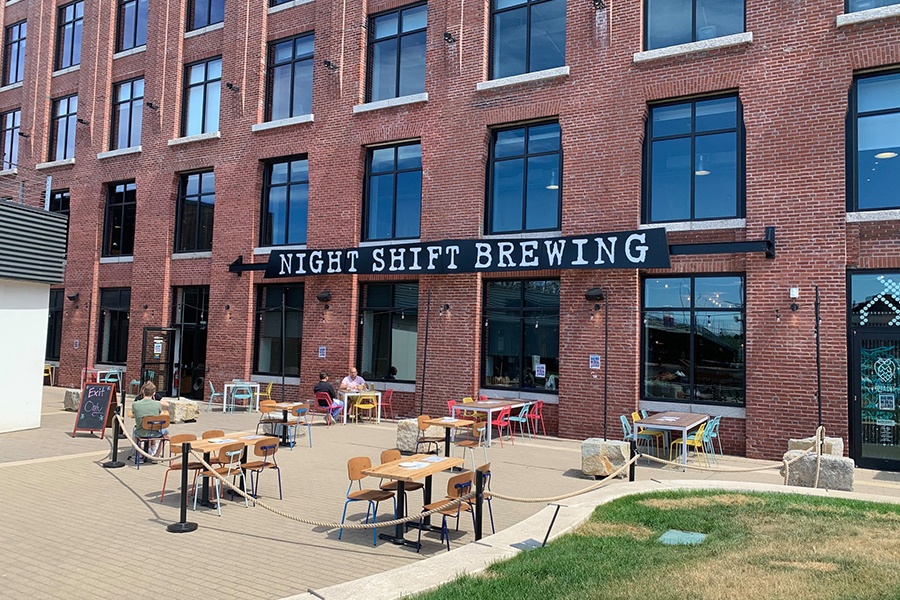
[620,415,656,461]
[508,403,532,438]
[704,416,722,463]
[230,385,254,413]
[207,381,224,411]
[280,404,312,449]
[340,457,395,546]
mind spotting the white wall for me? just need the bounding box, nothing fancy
[0,280,48,433]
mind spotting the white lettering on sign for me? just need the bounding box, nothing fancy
[625,233,649,263]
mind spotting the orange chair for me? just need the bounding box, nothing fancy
[455,422,488,470]
[160,433,202,502]
[414,415,443,454]
[417,470,476,552]
[192,442,249,516]
[378,449,424,516]
[339,456,395,545]
[243,436,282,500]
[135,414,170,469]
[255,400,282,435]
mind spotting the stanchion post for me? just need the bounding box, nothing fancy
[629,440,636,482]
[167,442,198,533]
[474,469,484,542]
[102,406,125,469]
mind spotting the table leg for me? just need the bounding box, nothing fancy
[485,409,494,447]
[377,480,421,549]
[443,428,452,458]
[681,427,688,469]
[280,410,291,447]
[198,451,216,508]
[376,394,381,424]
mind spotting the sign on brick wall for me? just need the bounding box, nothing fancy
[264,228,669,278]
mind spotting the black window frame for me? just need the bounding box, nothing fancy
[50,94,78,161]
[4,21,26,86]
[55,1,83,71]
[253,284,304,377]
[260,155,309,247]
[111,78,144,150]
[97,288,131,365]
[482,278,560,393]
[489,0,567,80]
[265,32,315,122]
[0,108,20,170]
[116,0,149,53]
[848,68,900,212]
[46,289,64,362]
[365,2,428,103]
[103,180,137,257]
[181,56,222,137]
[187,0,225,31]
[363,141,422,242]
[846,1,900,13]
[486,121,562,235]
[642,93,745,224]
[644,0,746,51]
[640,274,746,407]
[175,169,215,253]
[48,189,70,256]
[357,282,419,383]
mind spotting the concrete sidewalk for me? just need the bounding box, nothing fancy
[1,387,898,600]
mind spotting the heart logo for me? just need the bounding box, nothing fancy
[874,357,897,384]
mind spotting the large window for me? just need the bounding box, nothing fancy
[112,78,143,150]
[46,290,63,362]
[176,170,215,253]
[642,275,745,405]
[490,0,566,80]
[851,70,900,212]
[483,280,559,391]
[358,283,418,382]
[645,0,744,51]
[261,156,308,246]
[1,109,20,170]
[364,142,421,241]
[182,57,221,136]
[50,95,78,161]
[117,0,148,52]
[97,288,131,364]
[848,1,900,12]
[487,122,561,234]
[188,0,224,31]
[254,285,304,376]
[48,189,70,256]
[103,181,136,256]
[56,1,83,70]
[4,21,26,85]
[267,34,314,121]
[367,3,427,102]
[644,95,742,223]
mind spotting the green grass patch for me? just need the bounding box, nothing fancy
[411,491,900,600]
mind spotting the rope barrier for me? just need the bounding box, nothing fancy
[486,455,639,503]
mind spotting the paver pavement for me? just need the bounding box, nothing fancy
[1,387,898,599]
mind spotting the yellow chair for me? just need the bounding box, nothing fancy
[350,393,378,423]
[257,381,274,403]
[461,396,484,421]
[632,411,664,456]
[43,365,54,386]
[669,423,708,466]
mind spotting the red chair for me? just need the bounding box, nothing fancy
[489,407,514,447]
[381,389,395,420]
[527,400,547,436]
[313,392,337,426]
[447,399,457,416]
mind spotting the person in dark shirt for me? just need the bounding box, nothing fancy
[313,371,342,423]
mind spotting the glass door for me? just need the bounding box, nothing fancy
[140,327,177,396]
[851,331,900,470]
[173,287,209,400]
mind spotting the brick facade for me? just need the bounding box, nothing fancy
[12,1,900,462]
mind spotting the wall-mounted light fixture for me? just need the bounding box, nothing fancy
[145,102,159,110]
[67,292,80,303]
[142,304,149,310]
[443,32,456,43]
[76,118,89,125]
[789,286,800,312]
[439,303,451,315]
[225,82,240,92]
[17,131,30,138]
[225,304,231,311]
[323,60,339,71]
[592,0,607,9]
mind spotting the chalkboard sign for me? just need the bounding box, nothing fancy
[72,383,116,439]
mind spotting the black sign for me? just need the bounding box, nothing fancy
[264,228,669,278]
[72,383,116,439]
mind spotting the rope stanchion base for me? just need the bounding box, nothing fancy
[102,408,126,469]
[102,459,126,469]
[166,521,198,533]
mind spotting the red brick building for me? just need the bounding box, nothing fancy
[13,0,900,468]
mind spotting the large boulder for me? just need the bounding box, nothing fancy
[396,418,444,454]
[63,389,81,412]
[582,438,630,478]
[787,435,844,457]
[162,397,200,423]
[781,450,855,491]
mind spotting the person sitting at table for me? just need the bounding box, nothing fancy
[385,365,397,381]
[314,371,342,423]
[340,367,366,391]
[131,381,169,459]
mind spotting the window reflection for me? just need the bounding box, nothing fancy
[853,71,900,211]
[851,273,900,327]
[646,0,744,51]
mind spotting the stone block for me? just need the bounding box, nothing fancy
[582,438,630,478]
[63,389,80,412]
[781,450,855,491]
[396,418,444,454]
[162,397,200,423]
[787,435,844,457]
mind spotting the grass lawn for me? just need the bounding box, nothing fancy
[412,490,900,600]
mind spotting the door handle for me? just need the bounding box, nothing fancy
[853,395,858,404]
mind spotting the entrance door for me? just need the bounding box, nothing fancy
[141,328,177,396]
[174,287,209,400]
[851,331,900,470]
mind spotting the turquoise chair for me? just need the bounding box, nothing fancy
[207,381,224,411]
[704,416,722,463]
[620,415,656,461]
[231,385,254,412]
[508,403,532,438]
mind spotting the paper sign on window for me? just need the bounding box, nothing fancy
[535,364,546,378]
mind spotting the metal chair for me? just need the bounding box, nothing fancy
[281,404,312,449]
[378,449,423,516]
[339,457,395,546]
[243,436,282,500]
[527,400,547,436]
[160,433,202,502]
[508,404,532,438]
[350,393,378,423]
[313,391,337,426]
[415,415,443,454]
[255,400,282,435]
[134,414,170,469]
[380,389,396,420]
[192,442,249,516]
[230,384,254,412]
[455,422,488,471]
[207,381,224,411]
[417,470,476,552]
[489,407,515,447]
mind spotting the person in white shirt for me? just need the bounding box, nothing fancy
[340,367,366,391]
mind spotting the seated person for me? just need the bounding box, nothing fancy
[314,371,342,423]
[132,381,169,458]
[340,367,366,391]
[385,365,398,381]
[524,368,536,388]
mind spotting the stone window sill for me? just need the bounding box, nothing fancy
[353,93,428,114]
[185,22,224,39]
[168,131,221,146]
[52,65,80,77]
[633,32,753,64]
[113,46,147,60]
[847,209,900,222]
[837,4,900,27]
[0,168,17,176]
[476,66,569,92]
[251,113,314,132]
[99,255,134,264]
[36,158,75,170]
[98,146,141,160]
[640,218,746,232]
[254,244,307,255]
[0,81,23,92]
[172,251,212,260]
